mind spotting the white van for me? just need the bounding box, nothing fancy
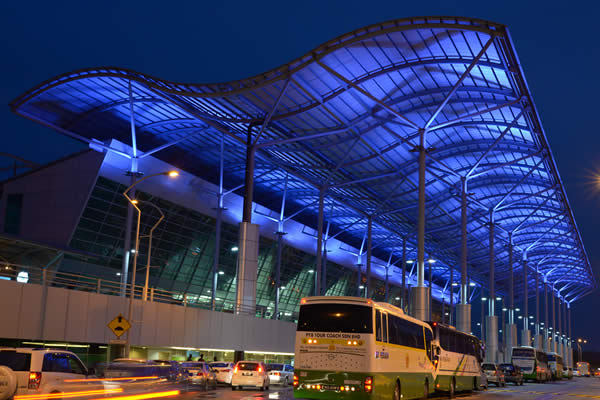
[0,348,95,400]
[231,361,269,391]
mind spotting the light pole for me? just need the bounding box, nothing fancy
[136,200,165,301]
[123,170,178,357]
[577,338,587,362]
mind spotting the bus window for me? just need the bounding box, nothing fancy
[383,313,388,343]
[376,310,383,342]
[297,303,373,333]
[425,327,433,360]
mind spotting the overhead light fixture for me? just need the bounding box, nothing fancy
[406,260,414,264]
[502,307,508,311]
[218,271,225,275]
[359,285,365,289]
[395,297,400,301]
[116,272,121,276]
[481,297,488,301]
[308,269,314,274]
[167,170,179,178]
[452,282,459,287]
[427,259,436,264]
[515,308,520,312]
[496,297,502,301]
[231,246,239,252]
[280,286,286,290]
[518,315,523,319]
[469,282,476,287]
[477,322,481,326]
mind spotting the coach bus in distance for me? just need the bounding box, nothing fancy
[293,296,435,400]
[547,352,563,380]
[511,346,549,382]
[426,321,483,395]
[576,361,591,377]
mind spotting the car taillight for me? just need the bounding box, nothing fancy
[364,376,373,393]
[293,374,298,387]
[234,366,238,374]
[28,372,42,389]
[258,367,262,373]
[272,372,280,376]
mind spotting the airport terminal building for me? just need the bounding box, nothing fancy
[0,17,595,367]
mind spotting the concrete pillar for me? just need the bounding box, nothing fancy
[486,215,498,363]
[411,129,429,320]
[521,257,531,347]
[457,177,470,333]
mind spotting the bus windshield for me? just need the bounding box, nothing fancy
[547,354,556,361]
[513,348,535,358]
[297,303,373,333]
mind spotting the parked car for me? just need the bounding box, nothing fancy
[478,368,489,390]
[0,348,97,400]
[231,361,269,391]
[482,363,506,387]
[210,362,234,384]
[267,364,293,385]
[563,367,574,379]
[180,362,216,390]
[499,363,523,386]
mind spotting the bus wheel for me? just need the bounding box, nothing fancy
[393,381,401,400]
[421,379,429,399]
[449,378,455,398]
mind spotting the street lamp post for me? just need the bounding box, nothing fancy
[123,170,178,357]
[136,200,165,301]
[577,338,587,363]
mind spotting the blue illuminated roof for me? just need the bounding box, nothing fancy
[10,16,595,303]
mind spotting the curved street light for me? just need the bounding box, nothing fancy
[134,200,165,302]
[123,170,178,357]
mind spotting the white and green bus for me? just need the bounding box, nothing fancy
[293,296,436,400]
[426,322,483,395]
[511,346,549,382]
[547,352,563,380]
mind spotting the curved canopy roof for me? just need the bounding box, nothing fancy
[11,16,595,303]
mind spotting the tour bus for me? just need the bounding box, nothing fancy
[294,296,436,400]
[511,346,549,382]
[576,361,591,377]
[547,352,563,380]
[426,322,483,396]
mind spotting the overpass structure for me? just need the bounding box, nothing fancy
[9,16,595,365]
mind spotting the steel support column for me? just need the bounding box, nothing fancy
[366,215,373,298]
[315,188,325,296]
[212,135,225,311]
[521,257,531,347]
[449,266,454,326]
[535,267,541,349]
[486,214,498,363]
[567,303,572,368]
[410,128,429,320]
[506,234,517,357]
[544,281,549,352]
[552,286,556,353]
[401,238,407,311]
[456,177,471,333]
[236,124,259,315]
[428,257,433,320]
[557,295,563,363]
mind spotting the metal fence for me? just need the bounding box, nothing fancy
[0,262,298,322]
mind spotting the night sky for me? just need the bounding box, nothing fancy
[1,1,598,349]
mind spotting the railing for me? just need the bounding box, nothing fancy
[0,262,298,322]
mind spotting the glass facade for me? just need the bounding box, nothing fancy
[68,176,428,321]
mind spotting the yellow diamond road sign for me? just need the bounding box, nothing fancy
[107,313,131,338]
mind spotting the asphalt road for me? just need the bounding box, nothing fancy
[178,377,600,400]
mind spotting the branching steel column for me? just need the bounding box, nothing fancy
[366,215,373,298]
[410,128,428,320]
[315,188,325,296]
[243,123,257,223]
[506,233,517,358]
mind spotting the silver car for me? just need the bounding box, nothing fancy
[267,364,293,385]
